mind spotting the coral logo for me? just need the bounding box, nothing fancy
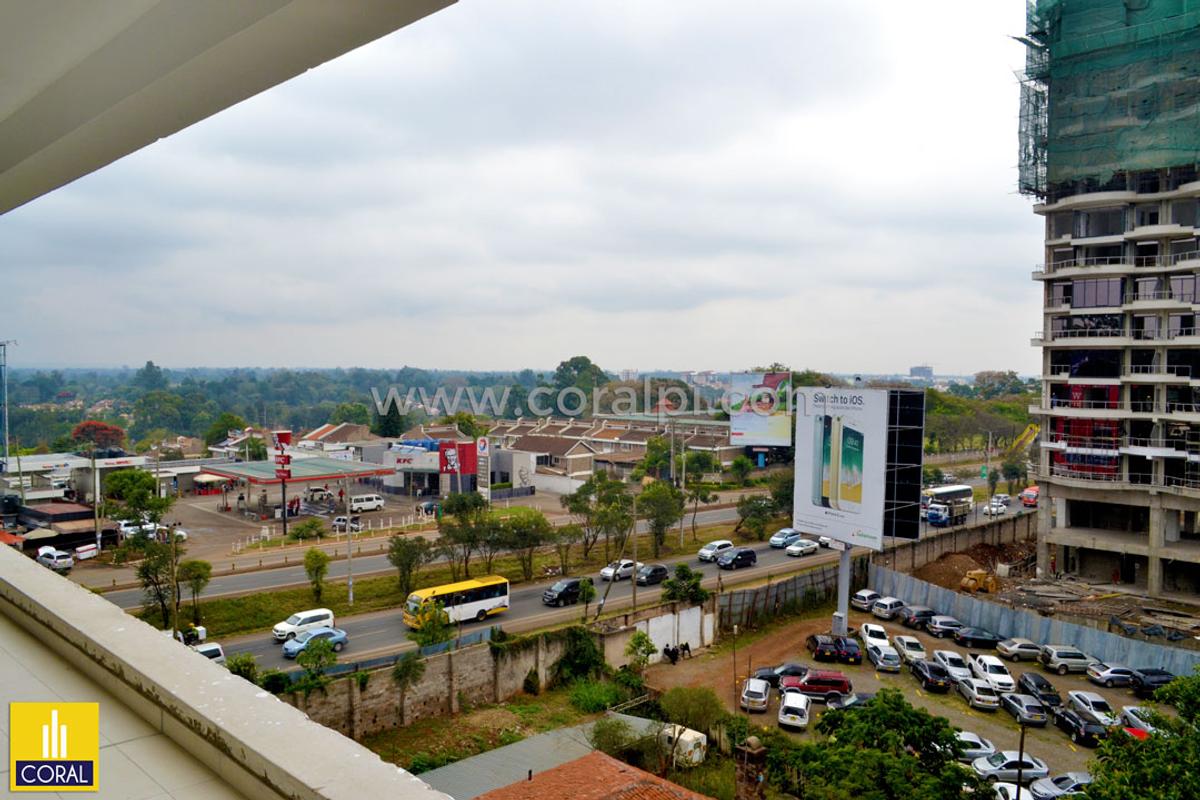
[9,703,99,792]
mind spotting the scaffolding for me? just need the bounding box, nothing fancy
[1017,0,1200,198]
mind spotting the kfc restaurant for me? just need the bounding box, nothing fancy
[380,440,481,497]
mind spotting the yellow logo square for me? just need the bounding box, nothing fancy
[9,703,99,792]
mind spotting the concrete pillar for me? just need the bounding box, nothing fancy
[448,651,458,714]
[535,634,548,691]
[1148,500,1166,596]
[1036,498,1054,577]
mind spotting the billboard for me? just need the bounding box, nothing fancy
[438,441,478,476]
[728,372,792,447]
[792,388,888,551]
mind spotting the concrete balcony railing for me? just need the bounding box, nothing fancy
[1126,364,1192,379]
[1037,251,1200,277]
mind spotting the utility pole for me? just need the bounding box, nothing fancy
[1014,722,1027,797]
[91,448,100,551]
[345,476,354,606]
[0,340,13,474]
[678,437,687,548]
[14,438,26,506]
[631,494,638,613]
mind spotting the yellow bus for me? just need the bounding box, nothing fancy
[402,575,510,627]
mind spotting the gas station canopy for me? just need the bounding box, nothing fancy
[200,457,392,486]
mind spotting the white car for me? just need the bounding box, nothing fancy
[272,608,335,642]
[35,547,74,572]
[697,540,734,562]
[1120,705,1157,734]
[859,623,890,648]
[817,536,832,547]
[786,539,819,557]
[996,637,1042,662]
[893,635,927,665]
[850,589,880,611]
[955,731,996,762]
[933,650,972,684]
[777,692,811,730]
[192,642,226,664]
[958,678,1000,710]
[983,502,1006,516]
[1067,690,1119,727]
[600,559,643,581]
[993,783,1023,800]
[970,655,1016,693]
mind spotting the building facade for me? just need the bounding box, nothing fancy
[1023,1,1200,595]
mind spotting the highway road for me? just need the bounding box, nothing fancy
[221,533,852,672]
[102,506,750,609]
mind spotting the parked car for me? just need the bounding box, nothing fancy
[1067,690,1119,726]
[600,559,643,581]
[777,692,811,730]
[786,538,819,557]
[416,500,439,516]
[871,596,906,620]
[1039,644,1099,675]
[1000,693,1049,726]
[892,635,927,665]
[997,638,1042,662]
[35,547,74,572]
[192,642,226,664]
[859,623,889,648]
[900,605,935,629]
[1131,667,1176,698]
[636,564,669,585]
[697,539,734,562]
[910,659,953,692]
[827,692,875,711]
[970,654,1016,693]
[957,678,1001,711]
[1029,772,1092,800]
[787,669,853,703]
[850,589,880,612]
[717,547,757,570]
[867,643,903,673]
[806,634,839,661]
[273,608,335,641]
[933,650,972,684]
[282,626,348,659]
[542,577,588,606]
[752,662,809,689]
[348,494,385,513]
[331,515,362,532]
[972,752,1049,784]
[740,678,770,712]
[1087,662,1135,688]
[955,731,996,762]
[830,635,862,665]
[954,627,1003,649]
[1018,671,1063,708]
[994,782,1024,800]
[768,528,803,548]
[1120,705,1158,734]
[1053,708,1109,747]
[926,616,965,638]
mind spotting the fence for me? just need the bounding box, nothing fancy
[490,486,536,501]
[870,564,1200,676]
[717,558,869,631]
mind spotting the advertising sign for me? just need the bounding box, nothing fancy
[10,703,100,791]
[438,442,478,475]
[792,388,888,551]
[274,468,291,480]
[729,372,792,447]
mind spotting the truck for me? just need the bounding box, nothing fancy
[926,498,972,527]
[1019,486,1039,508]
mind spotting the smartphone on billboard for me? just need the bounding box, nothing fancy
[811,414,827,507]
[838,423,864,513]
[826,416,843,509]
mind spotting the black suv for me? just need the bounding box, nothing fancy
[900,606,935,629]
[831,636,862,665]
[717,547,757,570]
[1131,667,1176,699]
[807,634,838,661]
[1018,671,1062,708]
[910,659,953,692]
[1054,708,1108,747]
[542,577,588,607]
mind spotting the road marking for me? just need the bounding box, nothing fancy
[1068,743,1077,752]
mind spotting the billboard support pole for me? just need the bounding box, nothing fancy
[833,545,851,635]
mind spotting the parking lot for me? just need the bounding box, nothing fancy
[645,607,1160,777]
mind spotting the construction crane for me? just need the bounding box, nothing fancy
[1003,423,1039,462]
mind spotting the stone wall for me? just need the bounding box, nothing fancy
[875,512,1036,574]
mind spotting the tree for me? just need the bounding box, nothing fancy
[476,513,508,574]
[289,518,326,541]
[561,472,628,559]
[973,370,1025,400]
[552,523,581,575]
[987,469,999,498]
[589,716,636,757]
[407,600,454,647]
[204,412,248,446]
[685,479,718,542]
[504,508,552,581]
[923,465,945,486]
[638,436,672,480]
[1085,667,1200,800]
[296,637,337,690]
[135,539,182,628]
[730,455,754,485]
[391,652,427,725]
[624,630,657,673]
[638,481,684,558]
[304,548,330,602]
[330,402,370,425]
[245,437,268,461]
[735,495,776,540]
[387,535,431,598]
[768,471,793,513]
[578,578,597,622]
[225,652,259,684]
[72,420,126,451]
[553,355,610,393]
[683,450,718,476]
[1001,460,1023,495]
[177,559,211,624]
[373,402,407,437]
[438,412,487,439]
[662,564,709,604]
[134,360,168,392]
[659,687,725,735]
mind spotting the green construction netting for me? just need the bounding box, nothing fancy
[1018,0,1200,196]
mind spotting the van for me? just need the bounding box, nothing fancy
[273,608,335,641]
[349,494,384,513]
[871,597,906,621]
[192,642,226,665]
[659,724,707,766]
[1020,486,1039,508]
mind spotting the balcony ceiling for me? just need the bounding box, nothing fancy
[0,0,453,215]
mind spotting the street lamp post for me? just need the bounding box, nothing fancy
[731,623,739,714]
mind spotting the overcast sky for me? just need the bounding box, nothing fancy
[3,1,1042,376]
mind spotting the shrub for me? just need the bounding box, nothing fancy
[260,670,291,694]
[570,679,623,713]
[225,652,259,684]
[611,667,645,696]
[523,668,541,696]
[353,671,370,691]
[408,751,459,774]
[589,716,636,756]
[552,626,605,685]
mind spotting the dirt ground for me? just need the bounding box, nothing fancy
[646,609,1135,777]
[914,540,1038,591]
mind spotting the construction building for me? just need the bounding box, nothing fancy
[1023,0,1200,595]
